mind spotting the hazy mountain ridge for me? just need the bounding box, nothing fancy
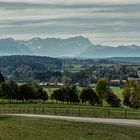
[0,38,32,56]
[79,44,140,58]
[24,36,92,57]
[108,57,140,63]
[0,36,140,58]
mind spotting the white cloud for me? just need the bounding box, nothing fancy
[0,0,139,4]
[0,0,140,45]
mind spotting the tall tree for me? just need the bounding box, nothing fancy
[51,89,65,102]
[64,86,79,103]
[19,84,35,100]
[95,77,109,106]
[122,80,140,108]
[0,80,19,101]
[80,87,99,105]
[106,91,121,107]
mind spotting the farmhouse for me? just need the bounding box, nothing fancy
[39,82,64,88]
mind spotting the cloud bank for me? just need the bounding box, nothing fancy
[0,0,140,46]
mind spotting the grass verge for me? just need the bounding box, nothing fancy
[0,115,140,140]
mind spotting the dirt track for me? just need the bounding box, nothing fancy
[7,114,140,127]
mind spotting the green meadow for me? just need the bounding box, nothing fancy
[0,115,139,140]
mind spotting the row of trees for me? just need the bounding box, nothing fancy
[0,72,139,108]
[0,82,48,101]
[0,81,48,101]
[96,77,140,108]
[51,77,121,107]
[0,73,48,101]
[0,72,120,107]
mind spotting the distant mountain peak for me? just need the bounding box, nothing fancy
[23,36,92,57]
[30,37,42,41]
[29,36,90,41]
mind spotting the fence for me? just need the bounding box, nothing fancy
[0,105,140,119]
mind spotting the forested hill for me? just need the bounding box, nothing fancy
[1,55,140,81]
[0,55,62,70]
[0,55,62,80]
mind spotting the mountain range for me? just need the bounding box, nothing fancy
[0,36,140,58]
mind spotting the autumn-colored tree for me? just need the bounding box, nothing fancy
[95,77,109,106]
[122,80,140,109]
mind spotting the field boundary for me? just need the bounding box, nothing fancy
[0,105,140,119]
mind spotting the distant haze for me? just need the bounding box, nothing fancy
[0,0,140,46]
[1,36,140,58]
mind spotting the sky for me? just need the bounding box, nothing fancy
[0,0,140,46]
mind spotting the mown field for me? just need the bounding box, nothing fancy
[0,115,139,140]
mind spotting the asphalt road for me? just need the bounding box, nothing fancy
[8,114,140,127]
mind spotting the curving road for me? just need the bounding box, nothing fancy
[8,114,140,127]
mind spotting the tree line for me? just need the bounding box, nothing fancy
[1,56,140,86]
[0,72,48,101]
[0,72,139,108]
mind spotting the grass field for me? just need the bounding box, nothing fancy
[0,115,139,140]
[111,86,123,100]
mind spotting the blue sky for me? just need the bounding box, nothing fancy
[0,0,140,46]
